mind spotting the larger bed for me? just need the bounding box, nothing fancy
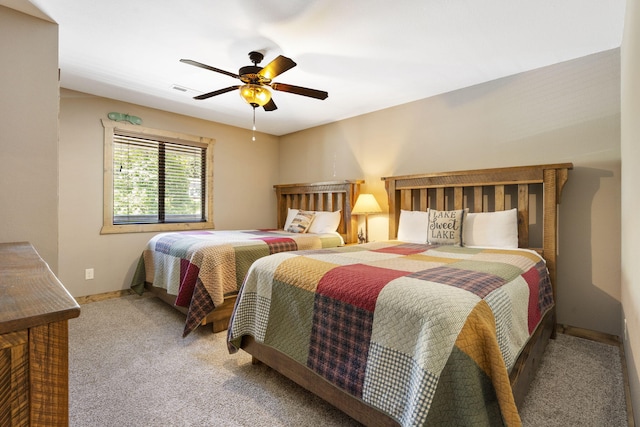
[226,163,572,426]
[130,180,362,336]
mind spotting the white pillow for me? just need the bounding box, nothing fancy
[397,210,429,243]
[307,210,342,234]
[463,208,518,248]
[283,208,299,231]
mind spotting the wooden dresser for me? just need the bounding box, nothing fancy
[0,242,81,426]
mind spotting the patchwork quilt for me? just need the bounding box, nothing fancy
[130,230,343,336]
[227,242,553,426]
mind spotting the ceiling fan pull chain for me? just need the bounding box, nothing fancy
[252,106,257,142]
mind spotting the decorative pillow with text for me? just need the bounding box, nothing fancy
[427,209,465,246]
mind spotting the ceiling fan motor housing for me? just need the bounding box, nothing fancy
[239,65,266,84]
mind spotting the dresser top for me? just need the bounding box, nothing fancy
[0,242,80,334]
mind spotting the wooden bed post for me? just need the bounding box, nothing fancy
[543,168,559,302]
[346,183,361,245]
[385,179,398,240]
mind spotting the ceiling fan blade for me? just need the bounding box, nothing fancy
[271,83,328,100]
[180,59,239,79]
[193,85,240,100]
[263,98,277,111]
[259,55,297,80]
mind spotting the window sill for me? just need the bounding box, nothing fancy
[100,220,214,235]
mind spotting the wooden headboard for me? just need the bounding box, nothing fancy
[382,163,573,297]
[274,180,364,244]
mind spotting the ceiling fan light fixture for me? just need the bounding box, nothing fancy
[240,84,271,107]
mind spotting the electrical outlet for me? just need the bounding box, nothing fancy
[85,268,94,280]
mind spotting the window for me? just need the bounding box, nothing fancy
[101,120,214,234]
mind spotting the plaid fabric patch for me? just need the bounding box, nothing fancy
[363,342,437,426]
[522,261,554,333]
[227,292,272,352]
[373,243,433,256]
[155,233,213,259]
[183,278,215,337]
[409,266,505,298]
[522,265,541,334]
[484,288,513,368]
[536,261,554,311]
[308,294,373,397]
[174,259,199,307]
[154,234,185,255]
[242,229,279,236]
[256,237,298,254]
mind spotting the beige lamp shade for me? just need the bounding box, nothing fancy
[351,194,381,243]
[351,194,382,215]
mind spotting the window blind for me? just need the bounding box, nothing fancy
[113,133,206,224]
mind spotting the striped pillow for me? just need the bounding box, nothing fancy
[286,210,315,233]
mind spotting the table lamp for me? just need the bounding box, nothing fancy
[351,193,382,243]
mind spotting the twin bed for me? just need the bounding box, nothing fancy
[132,163,573,426]
[131,180,363,336]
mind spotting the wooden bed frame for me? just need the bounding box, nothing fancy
[145,180,363,333]
[274,180,363,245]
[240,163,573,426]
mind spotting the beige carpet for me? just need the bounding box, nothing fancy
[68,294,628,426]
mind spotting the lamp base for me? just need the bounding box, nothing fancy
[357,228,366,244]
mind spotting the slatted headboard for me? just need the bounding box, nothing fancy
[381,163,573,296]
[274,180,364,244]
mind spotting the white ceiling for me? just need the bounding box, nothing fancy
[21,0,627,136]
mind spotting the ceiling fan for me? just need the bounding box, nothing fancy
[180,51,328,111]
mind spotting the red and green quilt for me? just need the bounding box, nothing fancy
[130,230,343,336]
[227,242,553,426]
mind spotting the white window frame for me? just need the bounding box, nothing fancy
[101,119,215,234]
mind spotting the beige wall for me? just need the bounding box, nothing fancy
[58,90,279,297]
[0,5,59,269]
[280,50,622,337]
[621,0,640,418]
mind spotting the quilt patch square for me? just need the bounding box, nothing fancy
[265,281,316,364]
[373,243,433,256]
[409,266,505,298]
[227,292,271,351]
[523,261,553,332]
[174,259,199,307]
[308,294,373,397]
[154,233,185,255]
[183,279,215,337]
[254,236,298,254]
[363,342,437,427]
[535,261,554,310]
[241,229,278,235]
[317,263,409,312]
